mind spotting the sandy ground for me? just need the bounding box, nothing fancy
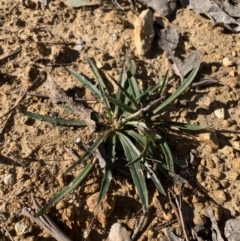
[0,0,240,240]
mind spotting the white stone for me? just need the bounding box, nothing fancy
[15,221,32,235]
[108,223,131,241]
[3,174,15,185]
[134,9,155,56]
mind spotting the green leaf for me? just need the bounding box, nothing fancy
[128,76,141,100]
[105,94,136,113]
[143,162,166,195]
[66,67,101,99]
[110,76,139,109]
[98,135,116,203]
[66,130,112,173]
[118,132,148,213]
[152,64,200,115]
[156,121,206,130]
[158,70,169,96]
[127,60,141,99]
[156,162,174,182]
[114,51,128,115]
[155,134,174,173]
[126,135,150,166]
[128,59,136,76]
[136,72,168,103]
[85,57,113,121]
[21,110,87,127]
[56,104,74,114]
[35,161,94,216]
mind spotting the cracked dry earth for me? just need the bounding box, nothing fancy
[0,0,240,240]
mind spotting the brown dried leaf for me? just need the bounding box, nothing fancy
[45,73,96,133]
[71,103,96,133]
[45,73,70,105]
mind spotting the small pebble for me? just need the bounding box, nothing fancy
[211,65,218,72]
[232,141,240,151]
[193,215,207,226]
[223,120,231,127]
[232,50,237,57]
[229,69,236,77]
[210,169,223,180]
[227,170,239,180]
[56,200,68,210]
[4,174,15,185]
[163,212,173,221]
[215,53,223,60]
[206,159,216,169]
[220,180,229,188]
[222,57,234,67]
[15,221,32,235]
[231,159,240,169]
[212,190,226,204]
[212,156,221,164]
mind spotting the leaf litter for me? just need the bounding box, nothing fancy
[45,73,96,132]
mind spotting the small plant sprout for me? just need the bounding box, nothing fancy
[22,53,205,216]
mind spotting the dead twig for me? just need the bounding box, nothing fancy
[0,47,22,63]
[131,213,147,241]
[174,194,190,241]
[19,194,72,241]
[155,219,177,231]
[2,224,15,241]
[168,190,181,225]
[168,190,190,241]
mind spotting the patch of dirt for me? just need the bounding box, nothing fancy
[0,1,240,240]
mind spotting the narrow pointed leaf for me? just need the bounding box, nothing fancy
[136,72,168,103]
[118,133,148,213]
[156,163,174,182]
[128,76,141,99]
[66,130,112,173]
[155,134,174,173]
[85,57,113,120]
[105,94,135,113]
[152,64,200,115]
[114,51,128,114]
[21,110,87,127]
[126,135,149,166]
[158,70,169,96]
[128,59,136,76]
[85,57,109,94]
[98,135,116,203]
[36,161,94,216]
[66,67,101,99]
[143,162,166,195]
[110,76,139,109]
[56,104,74,114]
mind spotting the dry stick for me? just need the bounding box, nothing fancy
[20,195,72,241]
[0,112,13,135]
[131,213,146,241]
[168,190,181,226]
[155,219,177,231]
[24,92,99,103]
[174,195,190,241]
[2,224,15,241]
[0,46,22,62]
